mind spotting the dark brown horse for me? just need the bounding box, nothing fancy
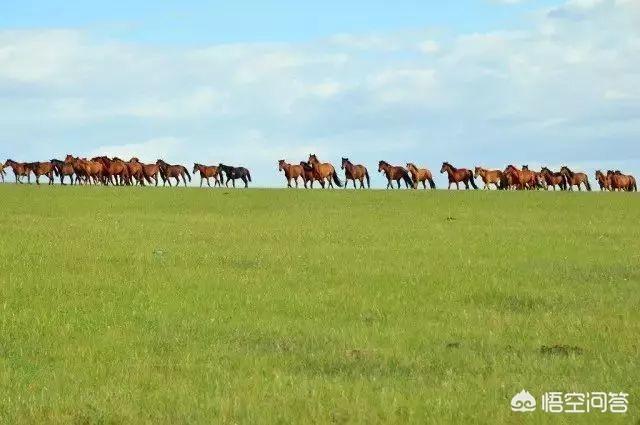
[51,159,75,185]
[608,170,637,192]
[474,167,502,190]
[4,160,32,184]
[29,162,56,185]
[440,162,477,190]
[218,164,251,188]
[341,158,370,189]
[193,163,223,187]
[540,167,567,191]
[278,160,304,188]
[378,161,413,189]
[595,170,610,191]
[560,166,591,191]
[299,161,324,189]
[308,154,342,188]
[406,163,435,189]
[157,160,191,187]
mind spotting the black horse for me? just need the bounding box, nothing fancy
[218,164,252,188]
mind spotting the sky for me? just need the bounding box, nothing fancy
[0,0,639,187]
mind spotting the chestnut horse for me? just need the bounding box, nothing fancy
[29,162,57,185]
[474,167,502,190]
[113,157,144,185]
[156,160,191,187]
[503,165,536,190]
[378,161,413,189]
[595,170,610,191]
[278,160,304,188]
[540,167,567,191]
[193,163,223,187]
[560,166,591,191]
[93,157,129,186]
[608,170,637,192]
[522,166,545,190]
[308,154,342,188]
[406,163,435,189]
[341,158,370,189]
[440,162,477,190]
[299,161,324,189]
[4,160,32,184]
[130,158,160,186]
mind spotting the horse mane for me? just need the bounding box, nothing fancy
[379,160,389,166]
[442,162,456,171]
[561,166,574,177]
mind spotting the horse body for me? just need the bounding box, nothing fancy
[218,163,251,188]
[608,170,637,192]
[299,161,324,188]
[595,170,610,191]
[407,163,435,189]
[194,163,223,187]
[540,167,567,191]
[30,161,56,185]
[502,165,536,190]
[440,162,477,190]
[342,158,370,189]
[52,159,75,185]
[5,159,32,184]
[474,167,502,190]
[560,166,591,191]
[156,160,191,187]
[308,154,342,188]
[278,160,304,188]
[378,161,413,189]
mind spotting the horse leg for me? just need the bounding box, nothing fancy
[243,176,248,188]
[232,179,236,188]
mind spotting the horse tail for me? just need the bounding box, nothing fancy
[365,169,370,188]
[183,167,191,182]
[428,176,436,189]
[247,170,252,182]
[468,170,478,189]
[633,178,637,192]
[402,171,413,189]
[585,178,591,192]
[332,170,342,187]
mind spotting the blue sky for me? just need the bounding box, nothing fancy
[1,0,639,187]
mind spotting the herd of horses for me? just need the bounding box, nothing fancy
[0,156,252,188]
[1,154,637,192]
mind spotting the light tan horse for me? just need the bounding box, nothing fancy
[0,162,6,183]
[278,160,304,188]
[406,163,435,189]
[474,167,502,190]
[308,154,342,188]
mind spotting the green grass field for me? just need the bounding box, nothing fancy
[0,185,638,424]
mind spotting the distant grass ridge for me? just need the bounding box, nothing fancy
[0,185,638,424]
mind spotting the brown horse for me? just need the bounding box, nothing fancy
[129,158,160,186]
[378,161,413,189]
[540,167,567,191]
[595,170,610,191]
[299,161,324,189]
[278,160,304,188]
[29,162,57,185]
[608,170,637,192]
[92,156,129,186]
[522,166,545,190]
[4,160,32,184]
[193,163,223,187]
[51,159,75,185]
[308,154,342,188]
[113,157,144,185]
[440,162,477,190]
[560,166,591,191]
[406,163,435,189]
[503,165,536,190]
[341,158,370,189]
[157,160,191,187]
[474,167,502,190]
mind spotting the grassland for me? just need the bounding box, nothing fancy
[0,185,638,424]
